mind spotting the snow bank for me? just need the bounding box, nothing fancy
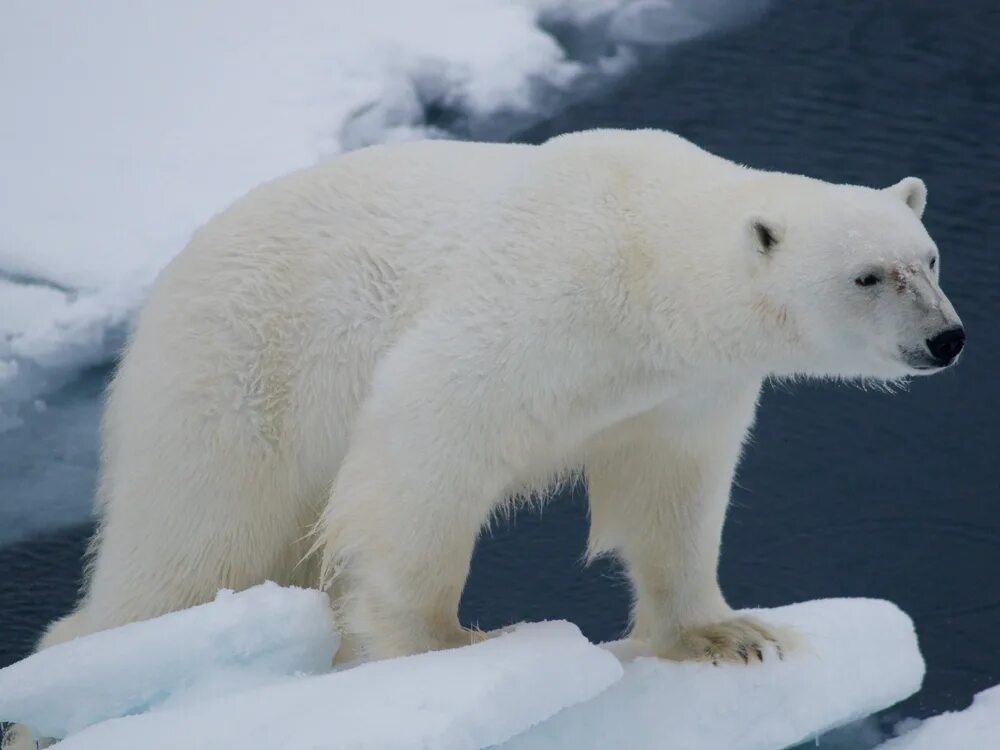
[0,583,337,738]
[0,0,764,426]
[51,621,623,750]
[500,598,925,750]
[877,684,1000,749]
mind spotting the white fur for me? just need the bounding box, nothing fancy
[8,130,963,747]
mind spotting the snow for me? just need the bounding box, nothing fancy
[500,598,925,750]
[0,0,761,427]
[0,583,338,739]
[48,621,622,750]
[877,684,1000,750]
[0,591,930,750]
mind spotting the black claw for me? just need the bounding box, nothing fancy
[736,645,749,664]
[754,647,764,662]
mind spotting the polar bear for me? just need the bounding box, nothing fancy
[11,129,965,743]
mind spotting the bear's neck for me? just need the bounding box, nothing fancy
[607,178,802,380]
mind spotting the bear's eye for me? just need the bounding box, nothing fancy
[930,256,937,270]
[855,273,881,288]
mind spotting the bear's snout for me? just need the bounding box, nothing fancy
[925,326,966,367]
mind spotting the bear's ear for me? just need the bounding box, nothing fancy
[746,212,785,255]
[885,176,927,218]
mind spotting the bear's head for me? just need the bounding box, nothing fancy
[745,176,964,381]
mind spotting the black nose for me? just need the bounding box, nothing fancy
[926,326,966,366]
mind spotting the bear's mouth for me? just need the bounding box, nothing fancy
[899,347,947,374]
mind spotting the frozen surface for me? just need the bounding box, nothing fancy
[878,683,1000,749]
[54,620,622,750]
[500,598,925,750]
[0,583,338,738]
[1,593,932,750]
[0,0,763,426]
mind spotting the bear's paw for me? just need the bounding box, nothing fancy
[663,616,796,666]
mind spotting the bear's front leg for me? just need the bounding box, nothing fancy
[316,331,517,662]
[318,418,502,661]
[584,393,795,665]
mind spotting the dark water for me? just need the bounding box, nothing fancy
[2,0,998,744]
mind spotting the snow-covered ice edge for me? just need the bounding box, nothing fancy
[0,585,926,750]
[502,598,925,750]
[0,585,624,750]
[875,684,1000,749]
[0,583,338,739]
[0,0,766,428]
